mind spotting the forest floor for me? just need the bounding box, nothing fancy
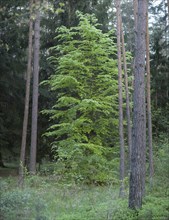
[0,171,169,220]
[0,138,168,220]
[0,166,18,177]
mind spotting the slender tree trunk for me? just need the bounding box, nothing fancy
[116,0,125,198]
[0,151,5,167]
[131,0,138,98]
[168,0,169,23]
[120,18,132,167]
[30,0,40,174]
[146,5,154,188]
[18,0,33,187]
[129,0,147,209]
[164,0,169,99]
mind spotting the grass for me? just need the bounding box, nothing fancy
[0,175,122,220]
[0,174,169,220]
[0,137,168,219]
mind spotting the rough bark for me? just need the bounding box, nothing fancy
[129,0,147,209]
[146,6,154,188]
[120,18,132,167]
[30,0,40,174]
[18,0,33,187]
[132,0,138,95]
[116,0,125,198]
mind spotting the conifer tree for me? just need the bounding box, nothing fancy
[115,0,125,197]
[120,17,132,167]
[146,4,154,188]
[19,0,33,186]
[129,0,147,209]
[30,0,41,174]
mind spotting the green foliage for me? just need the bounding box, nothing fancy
[43,12,119,183]
[153,135,169,192]
[0,187,47,220]
[0,0,28,154]
[152,105,169,135]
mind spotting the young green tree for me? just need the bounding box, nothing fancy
[43,12,119,183]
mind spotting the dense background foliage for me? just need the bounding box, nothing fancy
[0,0,168,163]
[0,0,168,218]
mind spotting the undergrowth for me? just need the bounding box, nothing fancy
[0,138,168,220]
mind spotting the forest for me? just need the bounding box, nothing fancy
[0,0,169,219]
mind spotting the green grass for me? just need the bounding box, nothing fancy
[0,176,121,220]
[0,175,169,220]
[0,136,168,220]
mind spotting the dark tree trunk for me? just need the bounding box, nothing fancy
[129,0,147,209]
[0,152,5,167]
[116,0,125,198]
[18,0,33,187]
[120,18,132,167]
[30,0,40,174]
[146,6,154,188]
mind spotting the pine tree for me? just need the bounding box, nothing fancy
[30,0,41,174]
[120,17,132,167]
[129,0,147,209]
[146,4,154,188]
[115,0,125,197]
[19,0,33,186]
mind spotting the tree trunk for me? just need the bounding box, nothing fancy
[116,0,125,198]
[133,0,138,27]
[132,0,138,99]
[129,0,147,209]
[0,151,5,167]
[30,0,40,174]
[120,18,132,167]
[168,0,169,23]
[146,5,154,188]
[18,0,33,187]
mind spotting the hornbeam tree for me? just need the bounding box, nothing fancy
[129,0,147,209]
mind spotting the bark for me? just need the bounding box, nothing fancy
[30,0,40,174]
[131,0,138,97]
[129,0,147,209]
[133,0,138,27]
[120,18,132,167]
[146,6,154,188]
[18,0,33,187]
[116,0,125,198]
[168,0,169,23]
[0,151,5,167]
